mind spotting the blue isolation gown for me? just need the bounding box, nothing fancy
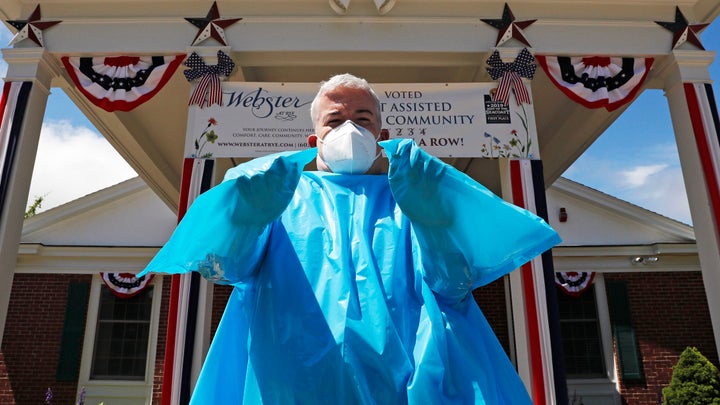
[139,139,561,404]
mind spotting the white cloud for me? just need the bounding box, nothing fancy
[620,164,668,188]
[27,120,137,212]
[564,156,691,224]
[618,166,691,224]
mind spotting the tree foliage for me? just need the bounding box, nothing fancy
[24,196,44,219]
[663,346,720,405]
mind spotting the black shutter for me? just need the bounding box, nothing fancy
[56,281,90,381]
[606,280,643,381]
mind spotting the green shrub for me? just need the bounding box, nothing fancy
[662,347,720,405]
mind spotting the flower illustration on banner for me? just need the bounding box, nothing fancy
[480,104,533,159]
[194,117,219,158]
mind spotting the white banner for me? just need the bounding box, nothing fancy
[185,82,538,159]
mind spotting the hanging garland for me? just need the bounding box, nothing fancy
[61,54,185,112]
[537,55,653,112]
[555,271,595,297]
[101,272,154,299]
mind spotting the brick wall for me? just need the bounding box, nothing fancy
[473,277,510,354]
[0,352,11,404]
[0,274,92,405]
[150,274,171,404]
[211,285,233,338]
[605,272,718,405]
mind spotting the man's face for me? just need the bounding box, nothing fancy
[310,86,388,173]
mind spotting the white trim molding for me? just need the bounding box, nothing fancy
[16,244,159,274]
[77,274,164,405]
[553,243,700,273]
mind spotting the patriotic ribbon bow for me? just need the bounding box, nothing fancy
[486,48,536,106]
[184,50,235,108]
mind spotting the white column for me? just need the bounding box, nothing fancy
[663,49,720,357]
[499,159,557,405]
[0,48,58,346]
[171,46,233,400]
[494,47,537,398]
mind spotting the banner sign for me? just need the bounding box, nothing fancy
[185,82,538,159]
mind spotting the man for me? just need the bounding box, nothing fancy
[306,74,389,174]
[139,74,560,404]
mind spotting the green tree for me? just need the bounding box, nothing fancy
[24,196,43,219]
[663,346,720,405]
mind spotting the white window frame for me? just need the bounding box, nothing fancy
[77,274,163,405]
[563,273,622,405]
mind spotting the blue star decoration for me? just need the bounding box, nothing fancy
[185,1,242,46]
[6,5,61,47]
[655,6,709,50]
[481,3,536,47]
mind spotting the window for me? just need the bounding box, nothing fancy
[558,284,606,378]
[90,285,154,380]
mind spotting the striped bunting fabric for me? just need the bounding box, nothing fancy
[537,55,654,112]
[0,81,32,219]
[555,271,595,297]
[61,55,185,112]
[100,272,154,299]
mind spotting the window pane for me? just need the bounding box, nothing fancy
[558,284,606,378]
[91,285,153,381]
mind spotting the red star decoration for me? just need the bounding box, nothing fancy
[481,3,536,47]
[6,5,61,47]
[655,6,709,50]
[185,2,242,46]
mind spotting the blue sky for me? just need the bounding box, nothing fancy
[0,32,137,212]
[563,20,720,225]
[1,17,719,224]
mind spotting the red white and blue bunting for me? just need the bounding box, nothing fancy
[162,157,216,404]
[0,81,32,220]
[683,83,720,242]
[508,159,557,403]
[537,55,654,112]
[101,272,154,299]
[61,55,185,112]
[555,271,595,297]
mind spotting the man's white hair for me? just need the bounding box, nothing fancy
[310,73,382,126]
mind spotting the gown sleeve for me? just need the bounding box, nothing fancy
[137,148,317,285]
[380,138,561,303]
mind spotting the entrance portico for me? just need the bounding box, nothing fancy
[1,1,718,404]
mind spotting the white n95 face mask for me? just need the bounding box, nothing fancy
[318,120,380,174]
